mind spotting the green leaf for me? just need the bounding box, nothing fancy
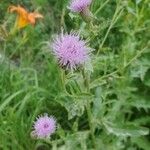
[143,69,150,87]
[56,95,89,120]
[128,97,150,109]
[130,57,150,81]
[103,121,149,137]
[131,137,150,150]
[131,65,149,81]
[134,116,150,125]
[66,99,88,120]
[0,90,24,113]
[127,7,136,16]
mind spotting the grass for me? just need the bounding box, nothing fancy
[0,0,150,149]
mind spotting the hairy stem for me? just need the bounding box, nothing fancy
[82,70,96,148]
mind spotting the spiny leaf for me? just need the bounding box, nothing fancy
[131,137,150,150]
[128,97,150,109]
[103,121,149,137]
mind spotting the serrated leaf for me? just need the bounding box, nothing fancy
[128,98,150,109]
[60,131,89,150]
[131,57,150,81]
[131,65,149,81]
[131,137,150,150]
[103,121,149,137]
[134,116,150,125]
[57,97,88,120]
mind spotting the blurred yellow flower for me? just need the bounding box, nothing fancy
[9,5,43,28]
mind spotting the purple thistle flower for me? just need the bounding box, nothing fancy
[68,0,92,13]
[52,32,92,70]
[32,114,56,139]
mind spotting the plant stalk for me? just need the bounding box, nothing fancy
[82,70,96,148]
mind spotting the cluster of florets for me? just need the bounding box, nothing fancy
[52,32,92,70]
[32,114,56,139]
[68,0,92,13]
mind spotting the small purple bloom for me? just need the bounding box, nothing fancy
[69,0,92,13]
[52,32,91,70]
[32,114,56,139]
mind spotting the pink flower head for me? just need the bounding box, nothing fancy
[32,114,56,139]
[52,32,91,70]
[69,0,92,13]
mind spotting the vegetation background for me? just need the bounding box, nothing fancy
[0,0,149,149]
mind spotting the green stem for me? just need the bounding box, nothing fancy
[82,70,96,148]
[97,0,122,55]
[60,69,66,91]
[94,0,110,15]
[87,101,96,148]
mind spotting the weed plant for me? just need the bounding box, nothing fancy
[0,0,149,149]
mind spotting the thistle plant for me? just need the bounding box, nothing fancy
[0,0,149,150]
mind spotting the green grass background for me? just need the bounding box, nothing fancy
[0,0,150,149]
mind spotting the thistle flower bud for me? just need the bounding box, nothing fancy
[68,0,94,22]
